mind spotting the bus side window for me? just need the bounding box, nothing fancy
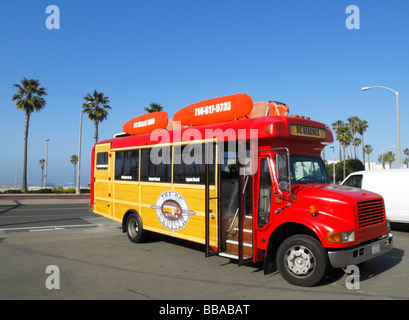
[140,147,172,183]
[173,143,213,185]
[96,152,108,170]
[115,150,139,181]
[257,158,272,228]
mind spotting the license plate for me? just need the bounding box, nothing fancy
[372,243,380,255]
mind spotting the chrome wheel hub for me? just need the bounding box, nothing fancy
[285,245,316,277]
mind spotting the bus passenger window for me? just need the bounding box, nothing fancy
[173,144,214,185]
[140,147,171,183]
[257,158,272,228]
[96,152,108,170]
[115,150,139,181]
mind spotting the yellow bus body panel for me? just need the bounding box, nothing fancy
[92,143,218,248]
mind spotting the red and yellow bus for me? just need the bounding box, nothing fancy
[91,94,392,286]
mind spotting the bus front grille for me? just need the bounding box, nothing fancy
[357,199,385,228]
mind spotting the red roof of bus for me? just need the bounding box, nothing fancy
[96,115,333,156]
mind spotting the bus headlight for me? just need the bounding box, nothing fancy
[327,231,355,243]
[386,220,391,232]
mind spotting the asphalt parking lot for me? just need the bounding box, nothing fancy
[0,201,408,301]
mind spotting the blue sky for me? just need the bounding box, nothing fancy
[1,0,408,186]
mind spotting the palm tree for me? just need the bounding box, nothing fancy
[378,151,395,169]
[338,123,353,179]
[353,137,361,160]
[39,159,45,188]
[144,102,163,113]
[83,90,111,144]
[403,148,409,169]
[356,119,368,166]
[377,154,386,169]
[332,120,344,161]
[385,151,395,169]
[70,155,78,186]
[12,78,47,192]
[364,144,373,170]
[347,116,359,159]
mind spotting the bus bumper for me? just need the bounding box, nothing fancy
[327,234,393,268]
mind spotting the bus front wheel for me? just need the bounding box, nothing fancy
[276,234,328,287]
[126,212,148,243]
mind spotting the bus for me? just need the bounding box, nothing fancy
[91,94,392,287]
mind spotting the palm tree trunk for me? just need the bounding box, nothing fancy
[22,112,30,192]
[94,120,98,144]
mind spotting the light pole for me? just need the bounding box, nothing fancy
[330,146,335,183]
[76,109,83,195]
[361,86,400,168]
[44,139,50,188]
[77,102,91,195]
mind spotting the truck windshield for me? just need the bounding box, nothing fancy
[290,156,330,184]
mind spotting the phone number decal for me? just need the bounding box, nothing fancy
[194,101,231,116]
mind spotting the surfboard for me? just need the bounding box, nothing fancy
[173,94,253,126]
[122,111,168,135]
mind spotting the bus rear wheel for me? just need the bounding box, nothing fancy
[276,235,328,287]
[126,212,148,243]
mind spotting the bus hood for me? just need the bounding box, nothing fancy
[291,183,386,237]
[295,183,383,203]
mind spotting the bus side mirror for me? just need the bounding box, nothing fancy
[276,153,290,192]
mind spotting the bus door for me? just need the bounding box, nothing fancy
[205,142,220,257]
[217,141,254,264]
[254,151,289,256]
[93,143,113,218]
[255,156,273,231]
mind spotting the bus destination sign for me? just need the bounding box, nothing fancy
[289,124,326,139]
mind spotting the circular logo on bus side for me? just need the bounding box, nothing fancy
[151,191,196,231]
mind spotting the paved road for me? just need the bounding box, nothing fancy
[1,202,408,303]
[0,199,110,232]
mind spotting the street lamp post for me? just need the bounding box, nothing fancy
[76,109,83,195]
[361,86,401,168]
[44,139,50,188]
[77,101,91,195]
[330,146,335,183]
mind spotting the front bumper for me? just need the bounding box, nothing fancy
[327,233,393,268]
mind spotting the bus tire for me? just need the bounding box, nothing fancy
[276,234,328,287]
[126,212,148,243]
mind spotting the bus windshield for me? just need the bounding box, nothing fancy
[290,156,330,184]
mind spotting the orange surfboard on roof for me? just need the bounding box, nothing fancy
[122,111,168,135]
[173,94,253,126]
